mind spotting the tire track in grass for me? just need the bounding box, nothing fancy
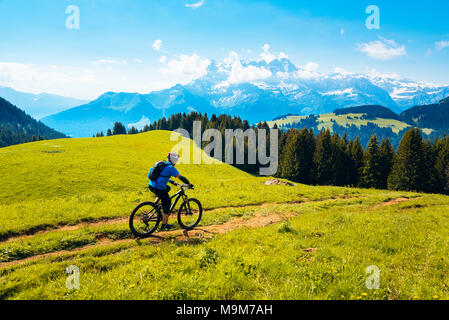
[371,197,418,210]
[1,196,357,244]
[0,210,297,269]
[0,202,281,244]
[0,196,371,268]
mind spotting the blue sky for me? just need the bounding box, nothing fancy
[0,0,448,99]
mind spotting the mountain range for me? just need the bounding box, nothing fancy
[26,57,449,137]
[0,86,88,120]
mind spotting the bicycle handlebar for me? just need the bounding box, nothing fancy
[169,180,194,190]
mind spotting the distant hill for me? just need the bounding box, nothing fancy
[0,86,87,119]
[401,97,449,132]
[267,97,449,147]
[268,106,411,134]
[0,97,67,147]
[334,105,401,121]
[267,104,422,148]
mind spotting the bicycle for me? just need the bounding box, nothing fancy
[129,180,203,238]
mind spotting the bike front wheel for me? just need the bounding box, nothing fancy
[178,198,203,230]
[129,202,161,238]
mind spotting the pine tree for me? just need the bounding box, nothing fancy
[348,137,364,186]
[434,137,449,194]
[330,132,349,186]
[360,135,383,188]
[312,129,333,185]
[280,128,315,183]
[128,126,139,134]
[107,129,112,136]
[280,129,302,182]
[112,122,127,135]
[388,128,431,192]
[378,138,394,189]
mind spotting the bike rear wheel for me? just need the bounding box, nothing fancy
[129,202,161,238]
[177,198,202,230]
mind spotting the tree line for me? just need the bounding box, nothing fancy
[278,127,449,194]
[96,112,449,194]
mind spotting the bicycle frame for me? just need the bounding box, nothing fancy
[153,187,189,215]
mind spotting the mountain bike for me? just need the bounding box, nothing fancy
[129,180,202,238]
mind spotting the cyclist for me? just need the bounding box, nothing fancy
[148,152,192,230]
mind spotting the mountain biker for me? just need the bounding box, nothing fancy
[148,152,192,231]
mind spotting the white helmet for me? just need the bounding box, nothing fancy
[167,152,179,165]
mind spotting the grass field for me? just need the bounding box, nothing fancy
[0,131,448,300]
[267,113,434,135]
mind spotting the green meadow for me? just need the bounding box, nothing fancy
[267,113,434,135]
[0,131,448,300]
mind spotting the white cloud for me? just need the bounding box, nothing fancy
[304,62,319,72]
[436,40,449,51]
[159,56,167,63]
[161,54,211,79]
[260,44,276,63]
[279,52,289,60]
[135,58,143,63]
[0,62,97,99]
[185,0,205,9]
[152,39,162,51]
[93,59,128,65]
[333,67,353,75]
[357,37,406,60]
[340,28,345,35]
[294,62,320,79]
[216,51,272,88]
[366,68,402,80]
[0,61,180,100]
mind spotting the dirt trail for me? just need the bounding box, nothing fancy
[1,202,281,244]
[372,197,412,209]
[0,210,296,269]
[1,196,363,245]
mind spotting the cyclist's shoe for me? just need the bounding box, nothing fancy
[160,223,175,231]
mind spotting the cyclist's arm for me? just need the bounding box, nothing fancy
[176,175,190,185]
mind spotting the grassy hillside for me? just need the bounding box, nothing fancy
[1,131,449,300]
[268,113,417,134]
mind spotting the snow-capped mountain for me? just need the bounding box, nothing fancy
[41,57,449,137]
[368,76,449,109]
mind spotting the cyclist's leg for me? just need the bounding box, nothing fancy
[159,188,171,224]
[149,186,161,206]
[150,186,171,226]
